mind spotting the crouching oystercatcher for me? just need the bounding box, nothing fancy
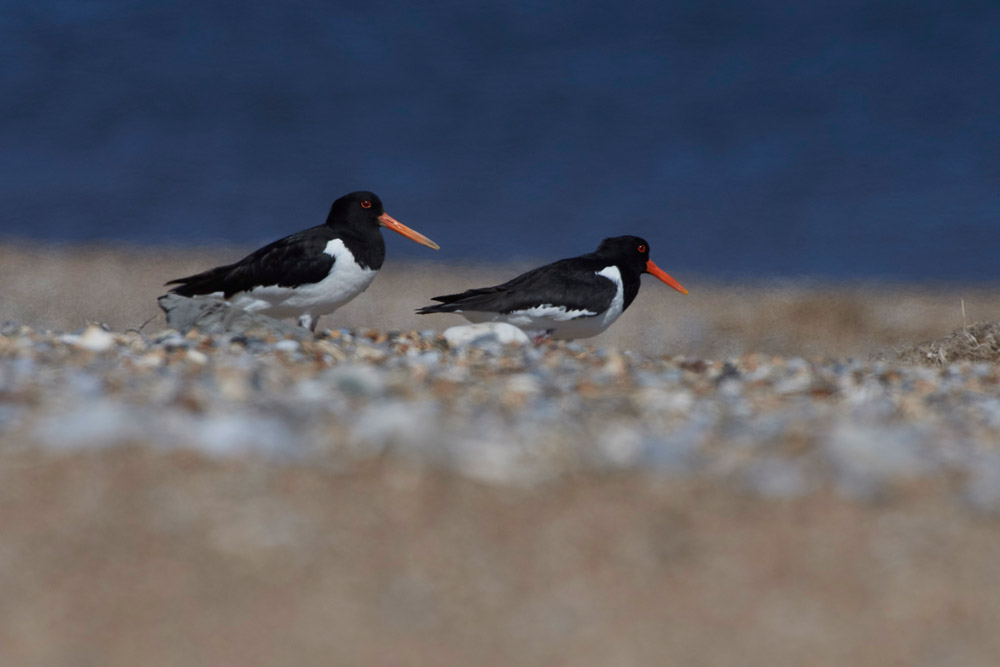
[416,236,687,340]
[164,191,439,332]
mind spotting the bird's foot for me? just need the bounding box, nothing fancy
[298,314,318,332]
[533,330,555,345]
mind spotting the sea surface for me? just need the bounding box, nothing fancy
[1,0,998,281]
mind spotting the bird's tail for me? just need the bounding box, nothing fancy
[164,265,233,297]
[416,288,502,314]
[415,301,462,315]
[415,291,475,314]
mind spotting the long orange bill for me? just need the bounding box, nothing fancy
[646,259,688,294]
[378,212,440,250]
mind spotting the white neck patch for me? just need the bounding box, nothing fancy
[595,265,625,327]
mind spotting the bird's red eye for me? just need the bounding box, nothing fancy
[637,244,647,253]
[361,200,372,209]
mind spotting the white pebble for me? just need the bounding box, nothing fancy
[66,325,115,352]
[505,373,541,395]
[443,323,530,348]
[186,349,208,365]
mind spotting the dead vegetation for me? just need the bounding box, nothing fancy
[896,320,1000,365]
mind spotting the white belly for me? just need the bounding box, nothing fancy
[462,265,626,340]
[231,239,377,319]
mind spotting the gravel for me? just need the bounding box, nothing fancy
[2,321,1000,509]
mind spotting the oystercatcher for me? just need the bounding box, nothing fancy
[416,236,687,340]
[164,191,439,332]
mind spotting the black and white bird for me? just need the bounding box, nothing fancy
[164,191,439,331]
[416,236,687,340]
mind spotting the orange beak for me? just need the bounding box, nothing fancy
[378,212,440,250]
[646,259,688,294]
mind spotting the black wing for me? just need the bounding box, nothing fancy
[165,227,335,298]
[417,257,616,315]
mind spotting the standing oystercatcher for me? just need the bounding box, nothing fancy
[164,190,439,332]
[416,236,687,340]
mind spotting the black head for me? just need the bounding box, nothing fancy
[325,191,385,228]
[594,236,653,273]
[594,235,687,294]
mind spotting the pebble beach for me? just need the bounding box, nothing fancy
[3,243,1000,665]
[5,321,1000,504]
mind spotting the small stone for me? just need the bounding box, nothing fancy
[601,351,627,377]
[74,325,116,352]
[328,364,386,397]
[155,331,188,349]
[216,369,250,401]
[313,340,348,362]
[596,425,645,467]
[355,344,388,363]
[186,349,209,365]
[274,339,300,353]
[505,373,541,395]
[134,351,165,369]
[443,323,530,349]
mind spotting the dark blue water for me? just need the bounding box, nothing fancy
[2,0,999,280]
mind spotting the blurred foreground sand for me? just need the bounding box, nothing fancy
[4,452,1000,666]
[3,243,1000,666]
